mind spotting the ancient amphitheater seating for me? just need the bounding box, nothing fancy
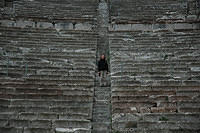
[110,0,187,22]
[13,0,97,22]
[109,30,200,132]
[0,26,97,133]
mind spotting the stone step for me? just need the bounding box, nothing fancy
[55,128,91,133]
[0,98,92,106]
[92,117,110,122]
[0,65,95,71]
[92,122,111,132]
[111,80,200,87]
[0,82,94,88]
[0,93,93,101]
[0,119,92,129]
[138,121,200,130]
[24,128,55,133]
[0,127,24,133]
[0,88,93,96]
[93,104,110,113]
[0,111,91,120]
[111,85,200,91]
[112,129,200,133]
[0,106,92,115]
[95,87,111,91]
[53,119,91,129]
[112,121,200,131]
[143,113,200,122]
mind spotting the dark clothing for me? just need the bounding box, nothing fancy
[98,59,108,72]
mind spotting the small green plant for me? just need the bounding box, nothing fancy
[159,116,169,121]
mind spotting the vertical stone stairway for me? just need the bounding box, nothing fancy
[92,0,111,132]
[92,75,111,133]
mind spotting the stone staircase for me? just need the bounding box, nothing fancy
[91,0,111,133]
[92,78,111,133]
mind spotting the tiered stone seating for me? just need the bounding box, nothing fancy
[16,0,97,20]
[110,0,187,23]
[109,30,200,132]
[0,2,4,8]
[0,0,97,24]
[0,26,97,133]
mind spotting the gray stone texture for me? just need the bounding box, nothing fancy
[0,0,200,133]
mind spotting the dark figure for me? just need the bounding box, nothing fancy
[98,54,108,77]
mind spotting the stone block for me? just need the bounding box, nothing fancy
[138,122,179,130]
[59,113,89,120]
[151,107,177,113]
[9,119,29,127]
[24,128,54,133]
[0,20,15,27]
[0,112,17,119]
[53,120,91,128]
[55,128,90,133]
[0,127,23,133]
[0,99,10,105]
[0,119,8,127]
[140,107,151,113]
[37,22,53,29]
[186,15,197,21]
[55,23,73,30]
[75,23,93,30]
[18,112,37,120]
[179,108,200,113]
[169,96,191,102]
[38,113,58,120]
[178,102,200,108]
[16,20,35,28]
[25,106,49,113]
[30,120,51,128]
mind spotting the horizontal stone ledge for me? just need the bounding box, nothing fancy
[53,119,91,128]
[55,127,90,133]
[112,121,200,131]
[0,19,95,31]
[109,23,200,31]
[0,16,96,23]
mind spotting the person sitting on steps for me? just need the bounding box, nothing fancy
[98,54,109,78]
